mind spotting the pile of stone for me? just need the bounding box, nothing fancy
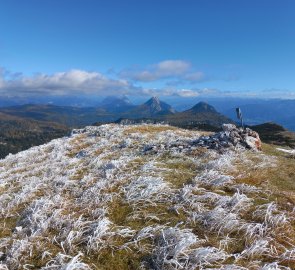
[193,124,262,151]
[141,124,262,155]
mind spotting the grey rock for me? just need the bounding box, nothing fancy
[222,124,236,132]
[193,124,262,151]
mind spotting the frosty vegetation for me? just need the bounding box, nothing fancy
[0,124,294,269]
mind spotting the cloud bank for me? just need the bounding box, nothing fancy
[0,63,294,99]
[0,69,139,96]
[0,67,222,98]
[119,60,205,83]
[0,62,207,97]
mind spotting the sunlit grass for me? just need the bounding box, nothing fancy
[1,124,295,269]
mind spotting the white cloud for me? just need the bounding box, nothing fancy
[0,61,208,98]
[156,60,191,76]
[0,69,139,96]
[1,67,294,100]
[119,60,193,82]
[174,89,200,97]
[141,87,217,98]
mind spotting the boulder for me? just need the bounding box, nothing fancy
[245,135,262,151]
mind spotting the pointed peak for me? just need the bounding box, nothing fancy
[138,97,175,116]
[145,96,160,105]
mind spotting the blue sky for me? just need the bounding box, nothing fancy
[0,0,294,99]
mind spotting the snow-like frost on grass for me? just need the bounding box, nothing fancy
[253,203,289,228]
[259,262,292,270]
[125,176,171,205]
[41,252,91,270]
[195,207,243,235]
[0,124,294,269]
[152,227,226,270]
[151,227,230,269]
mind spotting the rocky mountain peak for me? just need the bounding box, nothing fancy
[144,96,160,106]
[143,97,175,115]
[151,96,160,103]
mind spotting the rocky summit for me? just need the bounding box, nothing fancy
[0,124,294,269]
[194,124,262,151]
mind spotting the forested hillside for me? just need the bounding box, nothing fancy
[0,113,69,158]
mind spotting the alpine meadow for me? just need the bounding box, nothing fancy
[0,1,295,270]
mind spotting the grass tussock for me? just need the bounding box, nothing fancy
[0,124,294,269]
[156,155,197,188]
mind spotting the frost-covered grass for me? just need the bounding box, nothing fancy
[0,124,294,269]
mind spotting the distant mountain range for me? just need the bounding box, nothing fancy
[0,96,234,128]
[0,96,294,159]
[2,96,295,133]
[0,96,294,131]
[0,97,234,157]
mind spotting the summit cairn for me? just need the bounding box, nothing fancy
[194,124,262,151]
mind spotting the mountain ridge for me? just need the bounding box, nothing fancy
[0,98,232,128]
[1,98,294,159]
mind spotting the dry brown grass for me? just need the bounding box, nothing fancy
[263,145,295,191]
[0,217,18,238]
[156,155,197,188]
[70,167,89,180]
[2,125,295,269]
[66,142,92,158]
[66,134,92,158]
[250,144,295,192]
[85,249,144,270]
[231,143,295,212]
[123,125,177,135]
[100,152,122,161]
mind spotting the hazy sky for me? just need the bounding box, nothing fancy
[0,0,294,98]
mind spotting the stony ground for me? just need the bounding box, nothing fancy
[0,124,294,270]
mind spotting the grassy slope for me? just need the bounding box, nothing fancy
[0,105,117,127]
[0,124,294,269]
[252,122,295,148]
[255,143,295,201]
